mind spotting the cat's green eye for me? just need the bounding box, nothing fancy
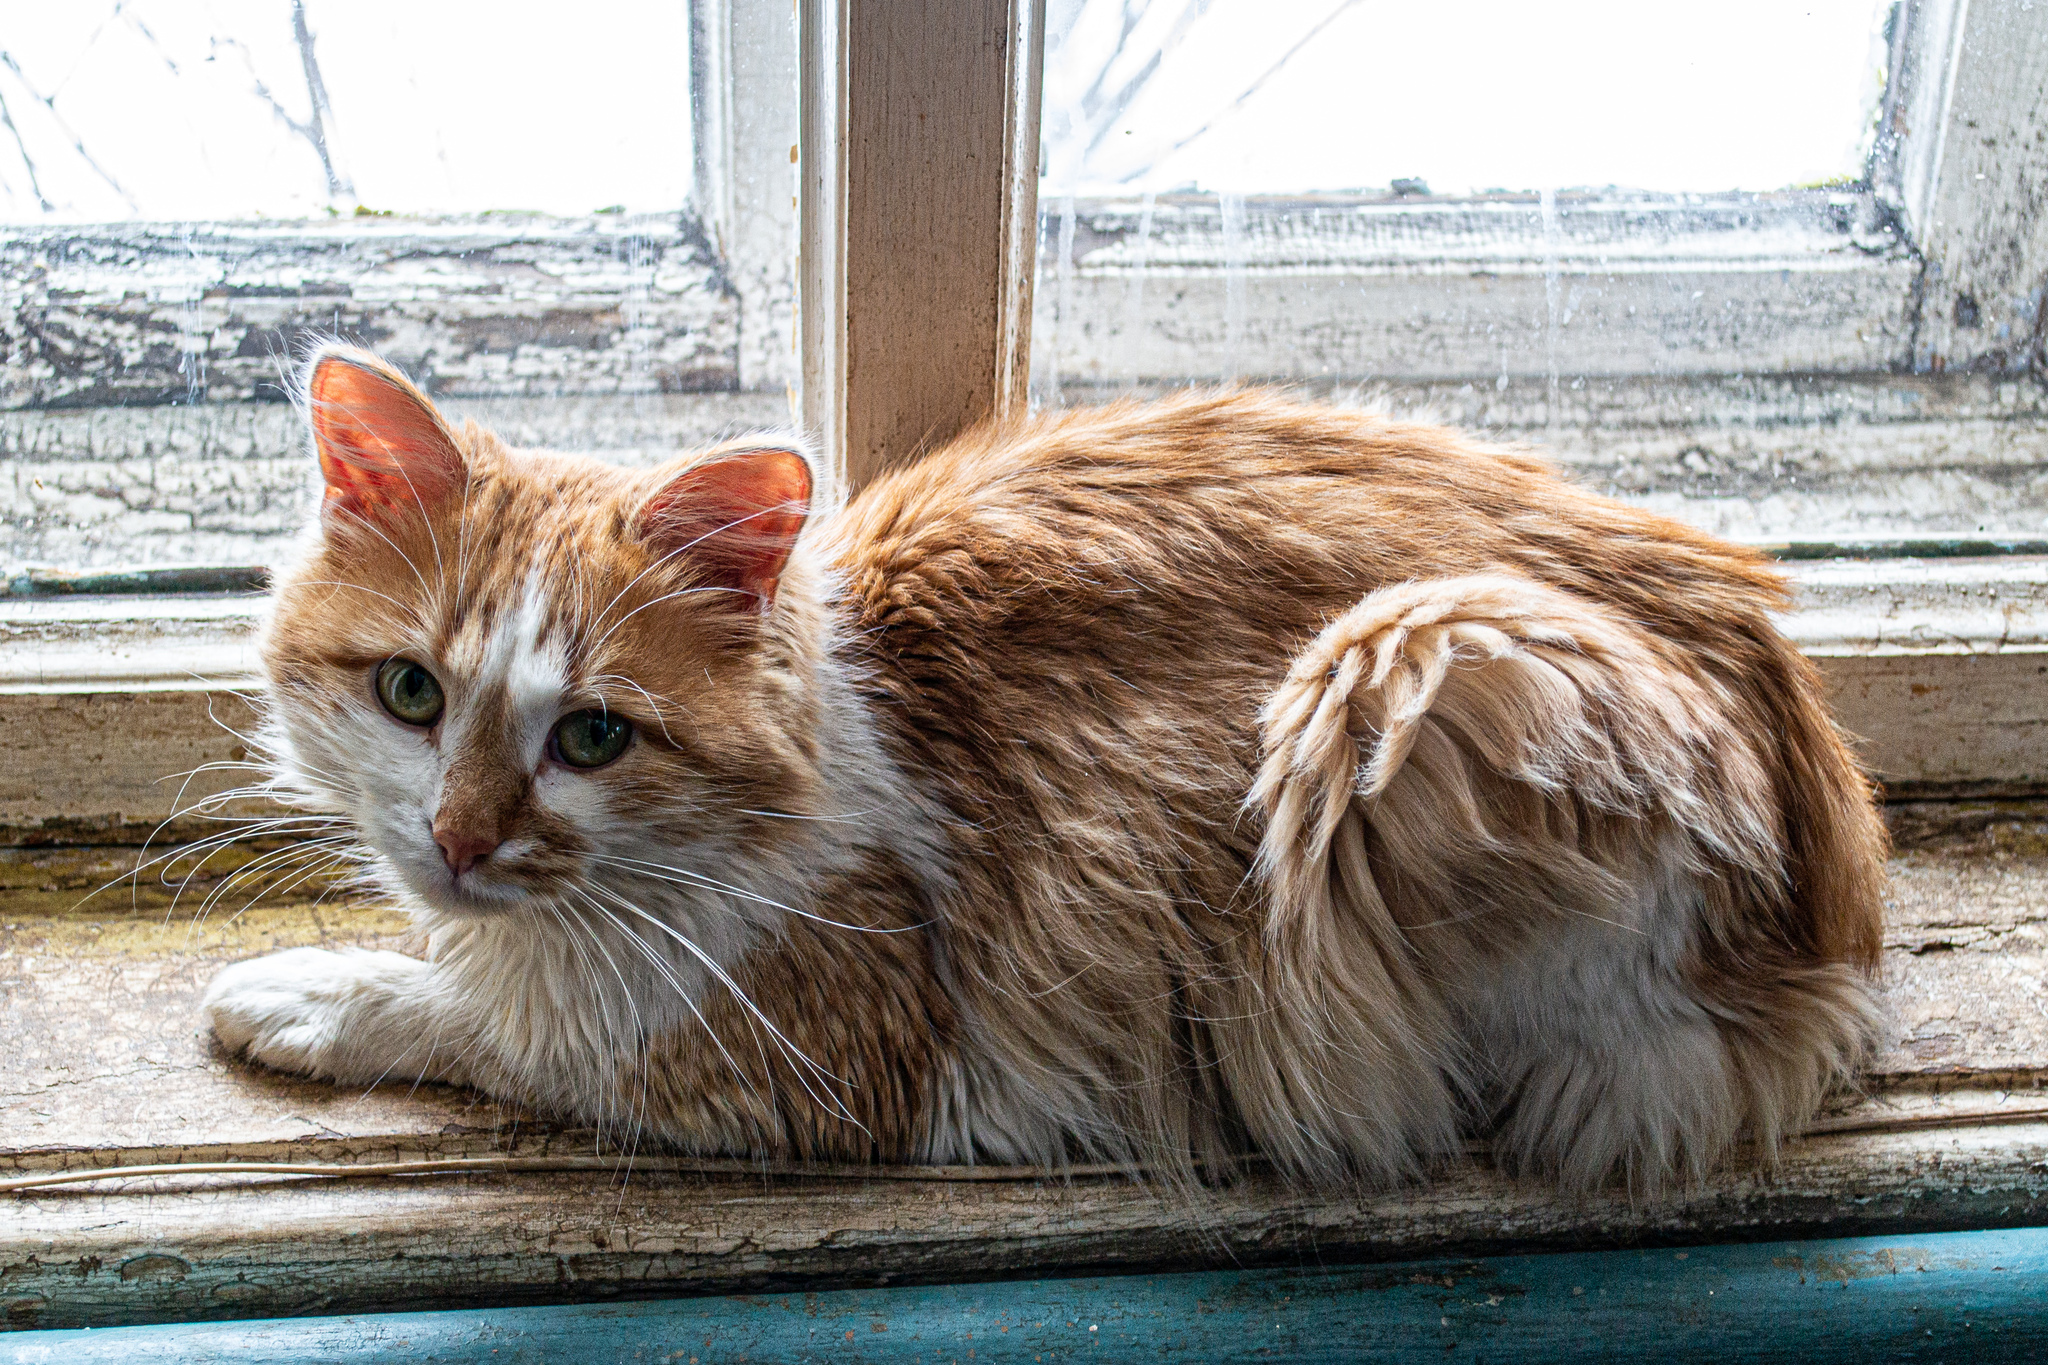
[375,659,445,727]
[552,709,633,770]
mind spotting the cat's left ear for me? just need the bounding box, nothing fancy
[636,447,812,612]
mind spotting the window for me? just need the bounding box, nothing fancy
[4,0,2048,1331]
[1031,0,2029,542]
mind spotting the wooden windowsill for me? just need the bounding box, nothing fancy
[3,808,2047,1328]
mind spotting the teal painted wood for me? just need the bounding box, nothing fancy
[8,1227,2046,1363]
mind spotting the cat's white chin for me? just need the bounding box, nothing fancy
[421,881,536,917]
[390,861,540,918]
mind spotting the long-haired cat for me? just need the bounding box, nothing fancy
[202,345,1887,1192]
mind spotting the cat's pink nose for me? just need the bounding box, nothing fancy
[434,828,500,878]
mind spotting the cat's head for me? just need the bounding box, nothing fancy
[261,345,826,925]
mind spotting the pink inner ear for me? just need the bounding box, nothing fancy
[637,449,812,609]
[310,354,464,526]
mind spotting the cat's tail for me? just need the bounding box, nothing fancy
[1246,573,1884,1190]
[1250,573,1785,951]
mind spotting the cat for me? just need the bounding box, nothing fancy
[202,344,1888,1192]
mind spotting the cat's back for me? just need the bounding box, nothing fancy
[811,391,1886,1180]
[812,390,1806,886]
[820,389,1788,679]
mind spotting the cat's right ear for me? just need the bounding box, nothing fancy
[305,346,466,531]
[636,446,812,612]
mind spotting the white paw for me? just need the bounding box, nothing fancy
[202,947,439,1084]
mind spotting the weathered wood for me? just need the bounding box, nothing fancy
[0,393,788,571]
[0,641,2020,836]
[1827,652,2048,796]
[1786,555,2048,655]
[0,216,739,410]
[2,845,2048,1325]
[689,0,802,395]
[3,1112,2047,1329]
[9,376,2048,570]
[3,840,2035,1157]
[1879,845,2048,1077]
[1030,192,1916,391]
[803,0,1044,491]
[1042,373,2048,543]
[0,690,266,843]
[0,597,260,691]
[1877,0,2048,375]
[9,1227,2048,1360]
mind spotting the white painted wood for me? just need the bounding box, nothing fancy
[1,393,790,574]
[995,0,1047,427]
[1032,192,1917,391]
[0,595,259,692]
[1780,554,2048,654]
[12,377,2048,573]
[1879,0,2048,373]
[6,559,2031,693]
[0,216,740,409]
[690,0,802,396]
[798,0,849,493]
[1878,0,1971,243]
[801,0,1045,492]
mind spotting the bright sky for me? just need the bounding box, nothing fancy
[0,0,1890,223]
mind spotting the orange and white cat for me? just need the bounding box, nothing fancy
[203,345,1887,1191]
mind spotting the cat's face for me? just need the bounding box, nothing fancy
[262,347,820,927]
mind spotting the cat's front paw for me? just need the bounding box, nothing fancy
[202,947,446,1084]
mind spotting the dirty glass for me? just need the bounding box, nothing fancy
[0,1,692,221]
[1,1,795,578]
[1028,0,2045,543]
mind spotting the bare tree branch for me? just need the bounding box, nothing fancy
[1049,0,1218,186]
[0,49,136,211]
[289,0,352,201]
[123,12,181,79]
[53,2,134,99]
[214,18,353,206]
[1070,0,1149,119]
[0,80,53,212]
[1091,0,1214,128]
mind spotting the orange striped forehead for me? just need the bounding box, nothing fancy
[272,432,762,731]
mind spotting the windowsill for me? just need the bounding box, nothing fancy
[0,594,260,693]
[1,816,2045,1328]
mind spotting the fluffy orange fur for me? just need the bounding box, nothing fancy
[204,346,1888,1193]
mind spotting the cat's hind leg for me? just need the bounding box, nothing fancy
[1249,573,1883,1191]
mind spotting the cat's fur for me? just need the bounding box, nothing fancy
[203,345,1888,1191]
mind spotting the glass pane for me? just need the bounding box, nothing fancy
[0,1,798,578]
[1030,1,2043,543]
[0,2,692,221]
[1040,0,1883,197]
